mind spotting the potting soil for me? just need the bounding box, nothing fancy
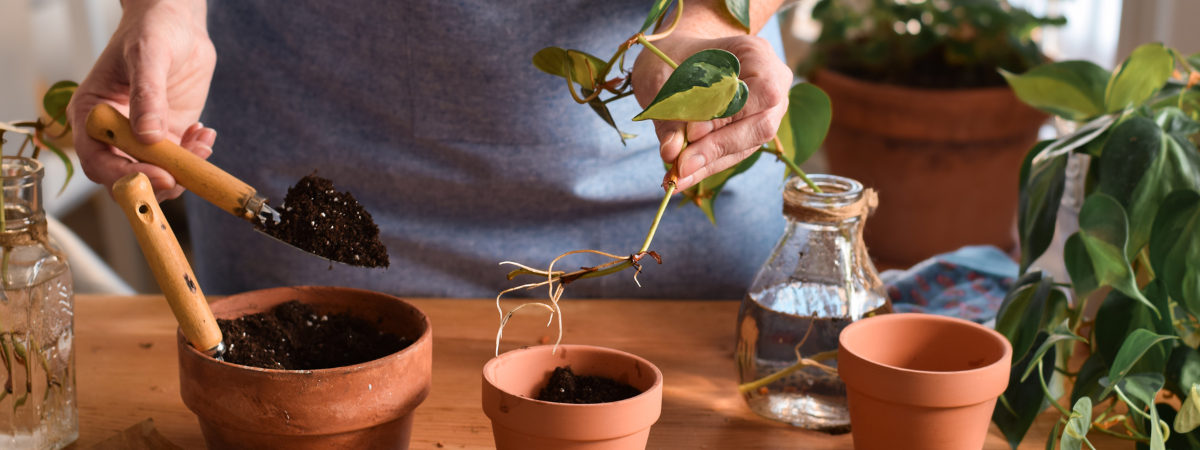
[217,300,408,370]
[256,173,390,268]
[536,366,642,404]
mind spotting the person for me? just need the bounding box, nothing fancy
[67,0,794,299]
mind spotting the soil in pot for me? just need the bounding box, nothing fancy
[217,300,409,370]
[256,173,390,268]
[536,366,642,404]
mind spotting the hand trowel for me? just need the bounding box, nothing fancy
[85,103,386,268]
[113,172,225,358]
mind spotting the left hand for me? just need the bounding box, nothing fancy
[632,31,792,191]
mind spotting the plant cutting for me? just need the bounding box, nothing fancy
[0,81,79,450]
[992,43,1200,449]
[803,0,1064,267]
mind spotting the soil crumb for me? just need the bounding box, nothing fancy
[217,300,408,370]
[536,366,642,404]
[257,172,389,268]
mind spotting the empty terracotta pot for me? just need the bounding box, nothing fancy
[838,313,1012,450]
[178,286,433,450]
[482,345,663,450]
[812,69,1047,267]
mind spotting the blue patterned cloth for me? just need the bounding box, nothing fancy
[880,246,1019,324]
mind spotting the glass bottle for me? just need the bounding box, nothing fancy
[0,157,76,449]
[736,174,890,433]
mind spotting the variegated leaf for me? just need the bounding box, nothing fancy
[633,49,748,122]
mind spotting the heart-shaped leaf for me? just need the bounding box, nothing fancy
[532,47,609,90]
[42,81,76,126]
[723,0,751,32]
[1107,43,1175,112]
[785,83,831,171]
[1149,189,1200,318]
[1066,194,1155,313]
[1018,141,1067,272]
[1118,373,1166,414]
[1095,288,1169,379]
[1059,397,1092,450]
[633,49,748,122]
[1100,117,1200,259]
[1002,60,1110,121]
[1102,329,1177,398]
[1177,385,1200,434]
[640,0,676,33]
[1072,352,1110,406]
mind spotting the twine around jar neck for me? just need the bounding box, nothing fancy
[782,178,881,287]
[0,221,65,261]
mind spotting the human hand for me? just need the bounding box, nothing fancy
[67,0,217,202]
[632,26,791,191]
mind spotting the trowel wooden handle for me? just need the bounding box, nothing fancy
[87,103,260,220]
[113,172,223,352]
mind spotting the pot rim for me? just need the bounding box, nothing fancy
[179,285,432,375]
[483,344,663,407]
[839,313,1012,377]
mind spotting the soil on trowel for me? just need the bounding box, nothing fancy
[536,366,642,404]
[256,172,390,268]
[217,300,408,370]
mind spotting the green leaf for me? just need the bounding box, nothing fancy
[532,47,609,90]
[1096,288,1169,378]
[42,81,76,126]
[683,150,763,225]
[1166,346,1200,400]
[999,276,1065,364]
[1002,61,1110,121]
[993,332,1056,449]
[1018,141,1067,272]
[723,0,751,32]
[1021,320,1085,381]
[640,0,675,33]
[1100,117,1200,259]
[1157,107,1200,146]
[1107,43,1175,112]
[1150,189,1200,318]
[633,49,748,122]
[1060,397,1092,450]
[1118,373,1166,413]
[1071,352,1110,406]
[1153,398,1169,450]
[1101,329,1178,398]
[1177,385,1200,434]
[584,90,636,144]
[39,135,73,196]
[995,271,1046,339]
[1069,194,1155,312]
[785,83,831,170]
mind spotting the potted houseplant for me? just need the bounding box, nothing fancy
[0,81,79,450]
[992,43,1200,449]
[804,0,1064,267]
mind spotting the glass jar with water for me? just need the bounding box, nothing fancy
[0,157,76,449]
[736,174,890,433]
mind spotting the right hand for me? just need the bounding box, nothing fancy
[67,0,218,202]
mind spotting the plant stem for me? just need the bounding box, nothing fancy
[637,35,678,69]
[1038,360,1072,416]
[602,90,636,104]
[643,0,684,41]
[640,183,675,253]
[1090,423,1150,442]
[736,350,838,394]
[761,144,822,193]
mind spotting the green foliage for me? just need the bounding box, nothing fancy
[0,81,78,195]
[723,0,751,32]
[783,83,831,177]
[640,0,676,33]
[993,332,1056,449]
[1000,43,1200,448]
[42,81,76,126]
[806,0,1064,89]
[633,49,748,122]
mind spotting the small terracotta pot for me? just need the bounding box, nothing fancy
[178,286,433,450]
[482,345,663,450]
[812,69,1047,267]
[838,314,1012,450]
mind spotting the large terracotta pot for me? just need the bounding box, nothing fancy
[838,313,1012,450]
[178,286,433,450]
[812,70,1047,267]
[482,345,663,450]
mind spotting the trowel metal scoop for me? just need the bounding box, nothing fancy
[113,172,225,359]
[86,104,365,267]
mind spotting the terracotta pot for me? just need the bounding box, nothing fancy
[178,286,433,450]
[812,70,1047,267]
[838,313,1012,450]
[482,345,663,450]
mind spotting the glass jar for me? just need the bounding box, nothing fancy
[736,174,890,433]
[0,157,76,449]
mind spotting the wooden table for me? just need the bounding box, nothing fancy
[65,295,1124,449]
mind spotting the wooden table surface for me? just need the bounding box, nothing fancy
[64,295,1125,450]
